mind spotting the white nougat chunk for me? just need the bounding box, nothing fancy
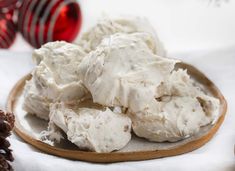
[23,79,51,120]
[156,69,201,97]
[32,41,88,102]
[156,69,220,121]
[77,16,165,55]
[130,96,219,142]
[78,33,178,113]
[47,102,132,153]
[23,41,89,120]
[130,69,220,142]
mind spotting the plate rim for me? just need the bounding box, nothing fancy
[6,63,227,163]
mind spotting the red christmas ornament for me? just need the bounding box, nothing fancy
[18,0,82,48]
[0,0,18,13]
[0,0,18,49]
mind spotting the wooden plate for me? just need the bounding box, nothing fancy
[6,63,227,163]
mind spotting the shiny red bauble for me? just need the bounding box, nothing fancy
[0,0,17,49]
[0,14,17,48]
[0,0,18,13]
[18,0,82,48]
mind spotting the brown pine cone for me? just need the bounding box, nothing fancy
[0,110,14,129]
[0,119,12,138]
[0,110,14,138]
[0,110,15,171]
[0,155,13,171]
[0,137,14,162]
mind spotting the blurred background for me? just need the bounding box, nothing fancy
[0,0,234,55]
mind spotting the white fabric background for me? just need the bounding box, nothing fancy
[0,0,235,170]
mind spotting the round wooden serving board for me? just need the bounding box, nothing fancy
[7,63,227,163]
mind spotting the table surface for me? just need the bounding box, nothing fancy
[1,0,235,170]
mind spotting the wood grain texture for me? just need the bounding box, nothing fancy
[6,63,227,163]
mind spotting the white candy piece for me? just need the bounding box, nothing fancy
[32,41,88,102]
[77,16,165,55]
[23,79,51,120]
[46,102,131,153]
[130,96,219,142]
[156,69,220,121]
[156,69,202,98]
[129,69,220,142]
[23,41,89,120]
[78,33,177,111]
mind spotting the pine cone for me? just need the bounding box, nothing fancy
[0,155,13,171]
[0,111,14,129]
[0,110,15,171]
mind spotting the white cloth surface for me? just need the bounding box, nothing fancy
[0,0,235,170]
